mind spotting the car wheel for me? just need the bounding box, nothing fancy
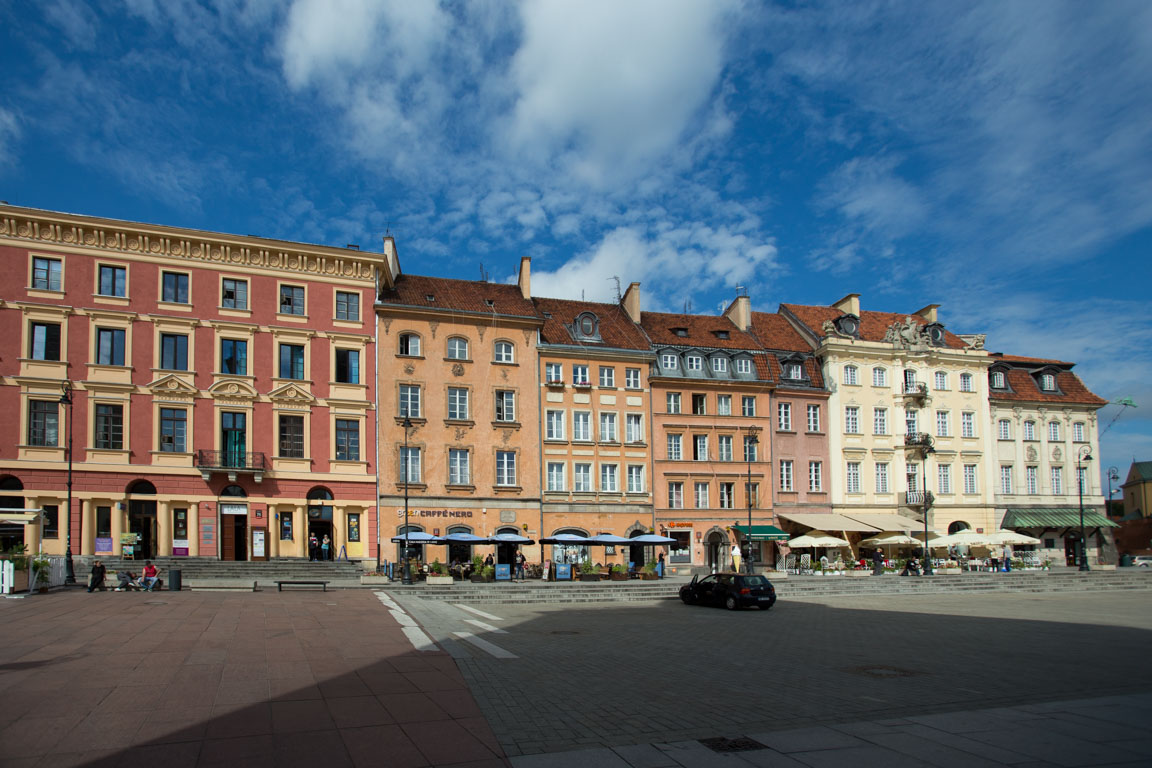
[725,595,739,611]
[680,593,695,605]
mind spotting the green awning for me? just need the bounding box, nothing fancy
[732,525,790,541]
[1002,508,1118,529]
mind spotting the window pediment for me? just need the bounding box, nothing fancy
[147,374,198,398]
[269,382,316,404]
[207,378,258,401]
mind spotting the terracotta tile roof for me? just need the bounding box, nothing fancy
[751,312,825,389]
[990,353,1076,367]
[990,368,1107,406]
[780,303,968,349]
[639,311,760,350]
[377,274,538,317]
[533,297,651,351]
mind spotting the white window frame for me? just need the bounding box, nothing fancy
[779,460,794,492]
[574,463,592,492]
[1073,422,1085,442]
[846,462,861,493]
[599,412,618,443]
[495,451,517,487]
[447,337,469,360]
[598,366,615,387]
[998,419,1012,440]
[736,358,752,374]
[844,406,859,434]
[807,404,820,432]
[572,364,590,385]
[494,341,515,363]
[711,357,728,373]
[934,371,948,390]
[717,434,733,462]
[547,462,565,492]
[843,365,859,385]
[693,435,709,461]
[963,464,977,495]
[447,387,469,421]
[1048,421,1061,442]
[875,462,889,494]
[625,368,641,389]
[667,393,681,414]
[936,410,951,437]
[694,482,709,509]
[668,481,684,509]
[872,367,888,387]
[600,463,618,492]
[960,373,974,392]
[938,464,953,494]
[778,402,792,431]
[961,411,976,438]
[573,411,591,442]
[809,461,822,492]
[717,394,732,416]
[626,413,643,444]
[495,390,516,422]
[449,449,471,485]
[398,333,421,357]
[742,396,756,417]
[661,353,678,370]
[545,362,563,383]
[1026,465,1038,495]
[546,410,566,441]
[1000,466,1013,495]
[874,407,888,435]
[667,434,682,461]
[1050,466,1063,495]
[686,356,702,371]
[399,384,422,418]
[627,465,645,493]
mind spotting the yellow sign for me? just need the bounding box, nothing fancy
[119,533,137,544]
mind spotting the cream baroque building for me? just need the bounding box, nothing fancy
[781,295,997,537]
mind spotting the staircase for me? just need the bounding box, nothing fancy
[77,556,364,589]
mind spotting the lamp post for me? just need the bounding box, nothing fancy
[1077,446,1093,572]
[401,417,414,585]
[58,381,76,585]
[1106,467,1120,516]
[745,427,760,574]
[921,437,935,576]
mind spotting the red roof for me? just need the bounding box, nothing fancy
[639,311,761,350]
[534,297,651,351]
[989,366,1107,406]
[378,274,538,317]
[990,353,1076,367]
[780,303,968,349]
[751,312,824,389]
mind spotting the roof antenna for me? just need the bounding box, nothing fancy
[479,263,490,282]
[385,222,391,237]
[683,298,692,315]
[736,285,748,298]
[610,276,622,303]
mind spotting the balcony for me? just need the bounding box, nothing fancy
[903,432,934,449]
[195,450,268,482]
[900,491,934,508]
[902,382,928,400]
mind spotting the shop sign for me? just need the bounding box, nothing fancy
[555,564,572,580]
[95,537,113,554]
[252,529,266,558]
[399,509,475,519]
[172,539,189,556]
[667,521,694,528]
[220,503,248,516]
[495,564,511,581]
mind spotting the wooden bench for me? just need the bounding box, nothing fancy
[275,580,329,592]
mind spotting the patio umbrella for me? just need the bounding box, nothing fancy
[928,530,993,548]
[540,533,593,544]
[787,530,850,548]
[389,531,443,543]
[626,534,677,545]
[985,530,1041,546]
[859,532,921,547]
[587,534,632,545]
[491,532,535,544]
[441,532,490,544]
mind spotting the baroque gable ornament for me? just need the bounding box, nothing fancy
[268,382,316,404]
[883,317,932,349]
[1026,445,1038,462]
[207,378,258,401]
[451,363,465,377]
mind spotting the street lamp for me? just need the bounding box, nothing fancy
[1077,446,1093,572]
[921,441,934,576]
[58,381,76,585]
[1106,467,1120,516]
[745,427,760,574]
[401,417,414,585]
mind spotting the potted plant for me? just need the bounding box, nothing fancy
[427,560,454,585]
[481,565,495,582]
[640,561,658,580]
[1,545,30,592]
[31,554,51,593]
[579,561,601,582]
[610,563,629,581]
[469,555,487,583]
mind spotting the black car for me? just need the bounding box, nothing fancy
[679,572,776,610]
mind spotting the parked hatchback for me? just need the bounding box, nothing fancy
[679,572,776,610]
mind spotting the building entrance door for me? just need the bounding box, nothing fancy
[308,520,333,560]
[705,532,724,572]
[220,509,248,561]
[129,500,157,559]
[1064,535,1080,567]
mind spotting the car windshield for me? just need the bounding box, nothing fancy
[739,575,770,586]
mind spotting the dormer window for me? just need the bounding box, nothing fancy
[835,314,860,337]
[786,363,802,379]
[713,330,730,340]
[1039,373,1056,391]
[661,353,679,370]
[686,356,702,371]
[924,323,946,346]
[672,328,688,338]
[990,370,1006,389]
[711,358,728,373]
[735,358,752,374]
[569,312,602,342]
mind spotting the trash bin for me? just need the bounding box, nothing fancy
[169,569,182,591]
[1120,554,1133,568]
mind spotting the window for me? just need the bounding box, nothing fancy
[711,357,728,373]
[399,385,421,418]
[991,371,1006,389]
[600,464,618,492]
[717,395,732,416]
[778,402,792,431]
[661,353,679,369]
[544,362,563,383]
[279,508,292,540]
[747,483,759,507]
[936,410,951,437]
[692,394,706,415]
[95,404,123,450]
[572,364,590,385]
[335,419,360,461]
[95,328,125,366]
[496,451,516,486]
[32,257,62,290]
[719,482,735,508]
[843,365,858,385]
[1073,422,1085,442]
[804,404,820,432]
[449,449,470,485]
[335,349,360,383]
[783,362,802,380]
[717,434,733,462]
[276,284,308,316]
[160,333,188,370]
[693,435,708,461]
[160,408,186,452]
[392,333,422,359]
[221,339,247,375]
[963,464,978,495]
[809,461,823,492]
[736,359,752,374]
[960,373,974,392]
[347,513,361,542]
[667,434,682,460]
[873,367,888,387]
[627,465,644,493]
[447,387,469,420]
[42,505,58,539]
[546,462,565,491]
[779,460,794,492]
[1040,373,1056,391]
[546,410,565,440]
[162,272,190,304]
[1048,421,1061,442]
[998,419,1012,440]
[694,482,709,509]
[98,265,126,297]
[279,415,304,458]
[873,407,888,435]
[626,414,643,443]
[625,368,641,389]
[686,356,702,371]
[574,463,592,492]
[222,278,248,309]
[1077,466,1088,494]
[875,462,890,494]
[27,400,58,446]
[399,446,420,481]
[668,481,684,509]
[599,413,618,442]
[906,463,919,491]
[29,322,61,361]
[573,411,591,441]
[938,464,953,494]
[906,409,919,436]
[495,390,516,422]
[598,367,615,387]
[1023,420,1036,441]
[279,344,305,379]
[742,396,756,417]
[1026,465,1038,494]
[335,291,359,321]
[1000,466,1013,494]
[934,371,948,390]
[1050,466,1063,495]
[494,341,514,363]
[743,435,758,462]
[96,506,111,538]
[447,337,469,360]
[667,393,681,414]
[846,462,860,493]
[844,406,860,434]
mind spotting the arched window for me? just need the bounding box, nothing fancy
[128,480,157,495]
[398,333,421,357]
[0,475,24,510]
[948,521,970,534]
[446,337,469,360]
[843,365,859,385]
[494,340,514,363]
[220,485,246,497]
[552,527,590,565]
[307,487,334,501]
[872,367,888,387]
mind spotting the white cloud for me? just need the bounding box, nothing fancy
[0,107,19,168]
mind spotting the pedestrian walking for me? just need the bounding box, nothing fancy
[872,548,884,575]
[1003,544,1013,572]
[309,532,319,561]
[515,551,526,580]
[657,552,665,579]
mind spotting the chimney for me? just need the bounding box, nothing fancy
[380,235,400,291]
[621,282,642,323]
[915,304,939,323]
[724,295,751,331]
[832,293,860,316]
[517,256,531,299]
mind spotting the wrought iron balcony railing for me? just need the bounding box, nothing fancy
[903,432,934,448]
[195,450,268,472]
[903,382,928,396]
[900,491,935,507]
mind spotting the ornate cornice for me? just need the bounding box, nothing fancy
[0,205,383,284]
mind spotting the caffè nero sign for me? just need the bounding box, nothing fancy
[396,508,474,518]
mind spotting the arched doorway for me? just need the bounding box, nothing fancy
[628,531,649,572]
[127,480,158,559]
[396,524,425,566]
[219,485,248,561]
[705,529,728,572]
[447,525,474,565]
[0,476,25,552]
[495,527,520,565]
[307,487,334,561]
[948,521,970,534]
[552,528,589,564]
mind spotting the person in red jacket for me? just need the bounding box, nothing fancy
[141,561,160,591]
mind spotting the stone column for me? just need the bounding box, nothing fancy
[80,499,95,556]
[156,501,172,557]
[188,503,200,557]
[111,504,125,557]
[333,507,345,560]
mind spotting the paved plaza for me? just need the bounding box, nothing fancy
[1,585,1150,767]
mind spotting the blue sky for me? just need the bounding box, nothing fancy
[1,0,1148,482]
